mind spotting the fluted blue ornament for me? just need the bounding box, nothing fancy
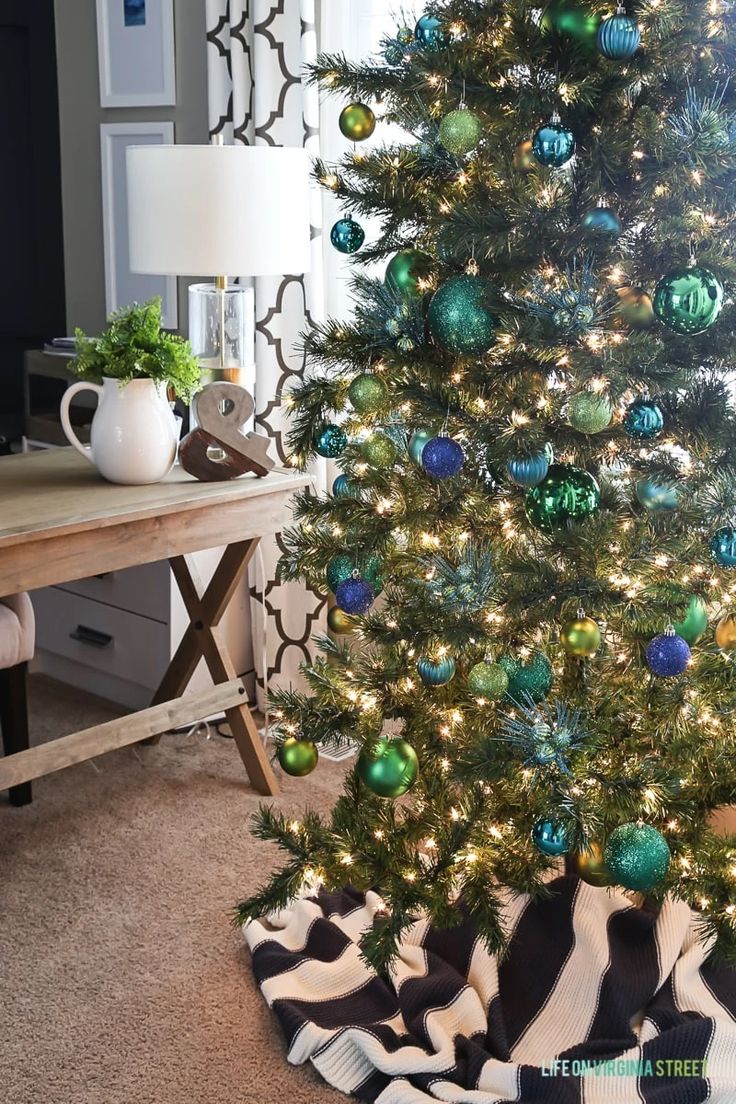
[422,436,465,479]
[597,8,641,60]
[533,819,570,857]
[417,656,456,686]
[646,630,690,677]
[314,424,347,458]
[335,573,375,615]
[408,428,432,465]
[710,527,736,567]
[332,474,354,498]
[624,399,664,441]
[532,119,575,167]
[414,14,448,49]
[635,478,679,512]
[330,217,365,254]
[506,447,552,488]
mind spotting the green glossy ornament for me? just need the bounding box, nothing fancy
[560,615,601,658]
[604,823,671,892]
[499,651,553,703]
[386,250,432,298]
[439,108,483,157]
[361,432,397,468]
[277,737,319,777]
[525,464,601,532]
[357,736,419,798]
[427,275,499,355]
[572,842,615,887]
[348,374,388,413]
[568,392,612,434]
[672,596,708,646]
[467,661,509,699]
[653,265,724,336]
[541,0,601,49]
[408,428,433,465]
[339,102,376,142]
[314,423,347,458]
[327,606,358,634]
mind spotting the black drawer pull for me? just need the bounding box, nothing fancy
[69,625,114,649]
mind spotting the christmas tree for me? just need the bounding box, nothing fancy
[237,0,736,972]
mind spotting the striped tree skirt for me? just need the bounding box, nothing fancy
[244,876,736,1103]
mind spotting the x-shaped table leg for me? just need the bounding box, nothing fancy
[150,538,278,795]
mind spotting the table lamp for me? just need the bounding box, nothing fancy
[126,138,311,391]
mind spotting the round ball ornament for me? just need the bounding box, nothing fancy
[358,736,419,798]
[499,651,553,703]
[330,216,365,255]
[327,554,383,596]
[332,474,355,498]
[513,139,535,174]
[314,423,348,458]
[328,606,358,634]
[348,373,387,413]
[417,656,456,686]
[568,392,612,434]
[597,7,641,60]
[335,573,375,616]
[439,107,483,157]
[414,14,448,49]
[542,0,601,48]
[525,464,601,532]
[572,842,615,887]
[408,427,433,465]
[427,275,499,355]
[582,205,622,239]
[716,614,736,651]
[384,42,404,65]
[618,286,655,329]
[339,102,376,142]
[635,477,679,512]
[646,629,691,677]
[386,249,432,298]
[561,615,601,658]
[506,446,552,488]
[533,819,570,857]
[624,399,664,441]
[673,596,708,645]
[278,737,319,778]
[396,25,414,45]
[467,661,509,699]
[532,119,576,168]
[653,265,724,336]
[422,436,465,479]
[361,432,397,468]
[604,823,671,892]
[710,526,736,567]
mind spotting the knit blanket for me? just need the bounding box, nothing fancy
[244,876,736,1103]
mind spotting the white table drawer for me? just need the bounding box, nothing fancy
[56,562,170,623]
[34,587,169,691]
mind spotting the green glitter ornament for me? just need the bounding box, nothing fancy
[673,595,708,646]
[525,464,601,532]
[604,823,671,892]
[467,661,509,700]
[439,107,483,157]
[348,374,388,413]
[386,249,432,298]
[568,392,612,434]
[427,275,499,355]
[361,432,397,468]
[653,264,724,336]
[357,736,419,798]
[499,651,553,703]
[277,737,319,777]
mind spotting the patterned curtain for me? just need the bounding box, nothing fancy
[205,0,326,705]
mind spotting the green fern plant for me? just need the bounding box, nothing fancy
[72,297,200,403]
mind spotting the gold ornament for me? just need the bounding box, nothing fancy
[513,138,535,173]
[715,614,736,651]
[560,613,601,658]
[328,606,358,634]
[617,286,654,329]
[572,842,615,887]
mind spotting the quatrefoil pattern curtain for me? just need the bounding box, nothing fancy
[205,0,326,703]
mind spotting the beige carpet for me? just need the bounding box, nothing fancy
[0,675,348,1104]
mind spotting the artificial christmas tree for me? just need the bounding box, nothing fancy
[237,2,736,1097]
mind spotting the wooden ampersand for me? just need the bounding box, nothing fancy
[179,382,276,481]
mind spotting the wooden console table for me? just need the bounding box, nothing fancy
[0,449,311,797]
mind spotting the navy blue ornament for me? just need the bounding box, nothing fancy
[533,819,570,857]
[582,205,622,239]
[314,424,347,458]
[422,436,465,479]
[335,572,375,615]
[624,399,664,441]
[646,630,691,677]
[710,527,736,567]
[414,14,448,49]
[416,655,456,686]
[532,118,575,168]
[332,474,354,497]
[330,216,365,254]
[597,7,641,60]
[506,446,552,488]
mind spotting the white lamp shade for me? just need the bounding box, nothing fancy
[126,144,312,278]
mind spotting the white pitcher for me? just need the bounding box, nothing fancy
[60,376,179,485]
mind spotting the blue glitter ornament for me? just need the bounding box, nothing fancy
[604,823,671,892]
[635,478,679,512]
[330,216,365,254]
[335,572,375,615]
[597,7,641,60]
[421,436,465,479]
[710,527,736,567]
[416,656,456,686]
[314,424,347,458]
[624,399,664,441]
[533,819,571,857]
[414,14,448,49]
[506,446,553,488]
[532,117,575,168]
[646,629,691,677]
[332,474,354,497]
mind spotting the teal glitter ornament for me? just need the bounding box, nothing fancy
[314,424,347,458]
[624,399,664,441]
[357,736,419,798]
[414,14,448,49]
[467,661,509,700]
[653,265,724,336]
[568,392,612,434]
[581,205,622,239]
[532,117,575,168]
[408,428,432,465]
[533,819,570,857]
[331,216,365,254]
[417,655,456,686]
[348,373,388,413]
[710,526,736,567]
[604,823,671,891]
[673,595,708,645]
[439,107,483,157]
[635,477,679,512]
[427,275,499,355]
[525,464,601,532]
[499,651,553,703]
[597,7,641,60]
[361,432,397,468]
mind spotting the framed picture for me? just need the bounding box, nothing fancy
[96,0,176,107]
[100,122,178,329]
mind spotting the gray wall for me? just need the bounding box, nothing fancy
[54,0,209,335]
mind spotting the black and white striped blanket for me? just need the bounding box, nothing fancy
[244,876,736,1103]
